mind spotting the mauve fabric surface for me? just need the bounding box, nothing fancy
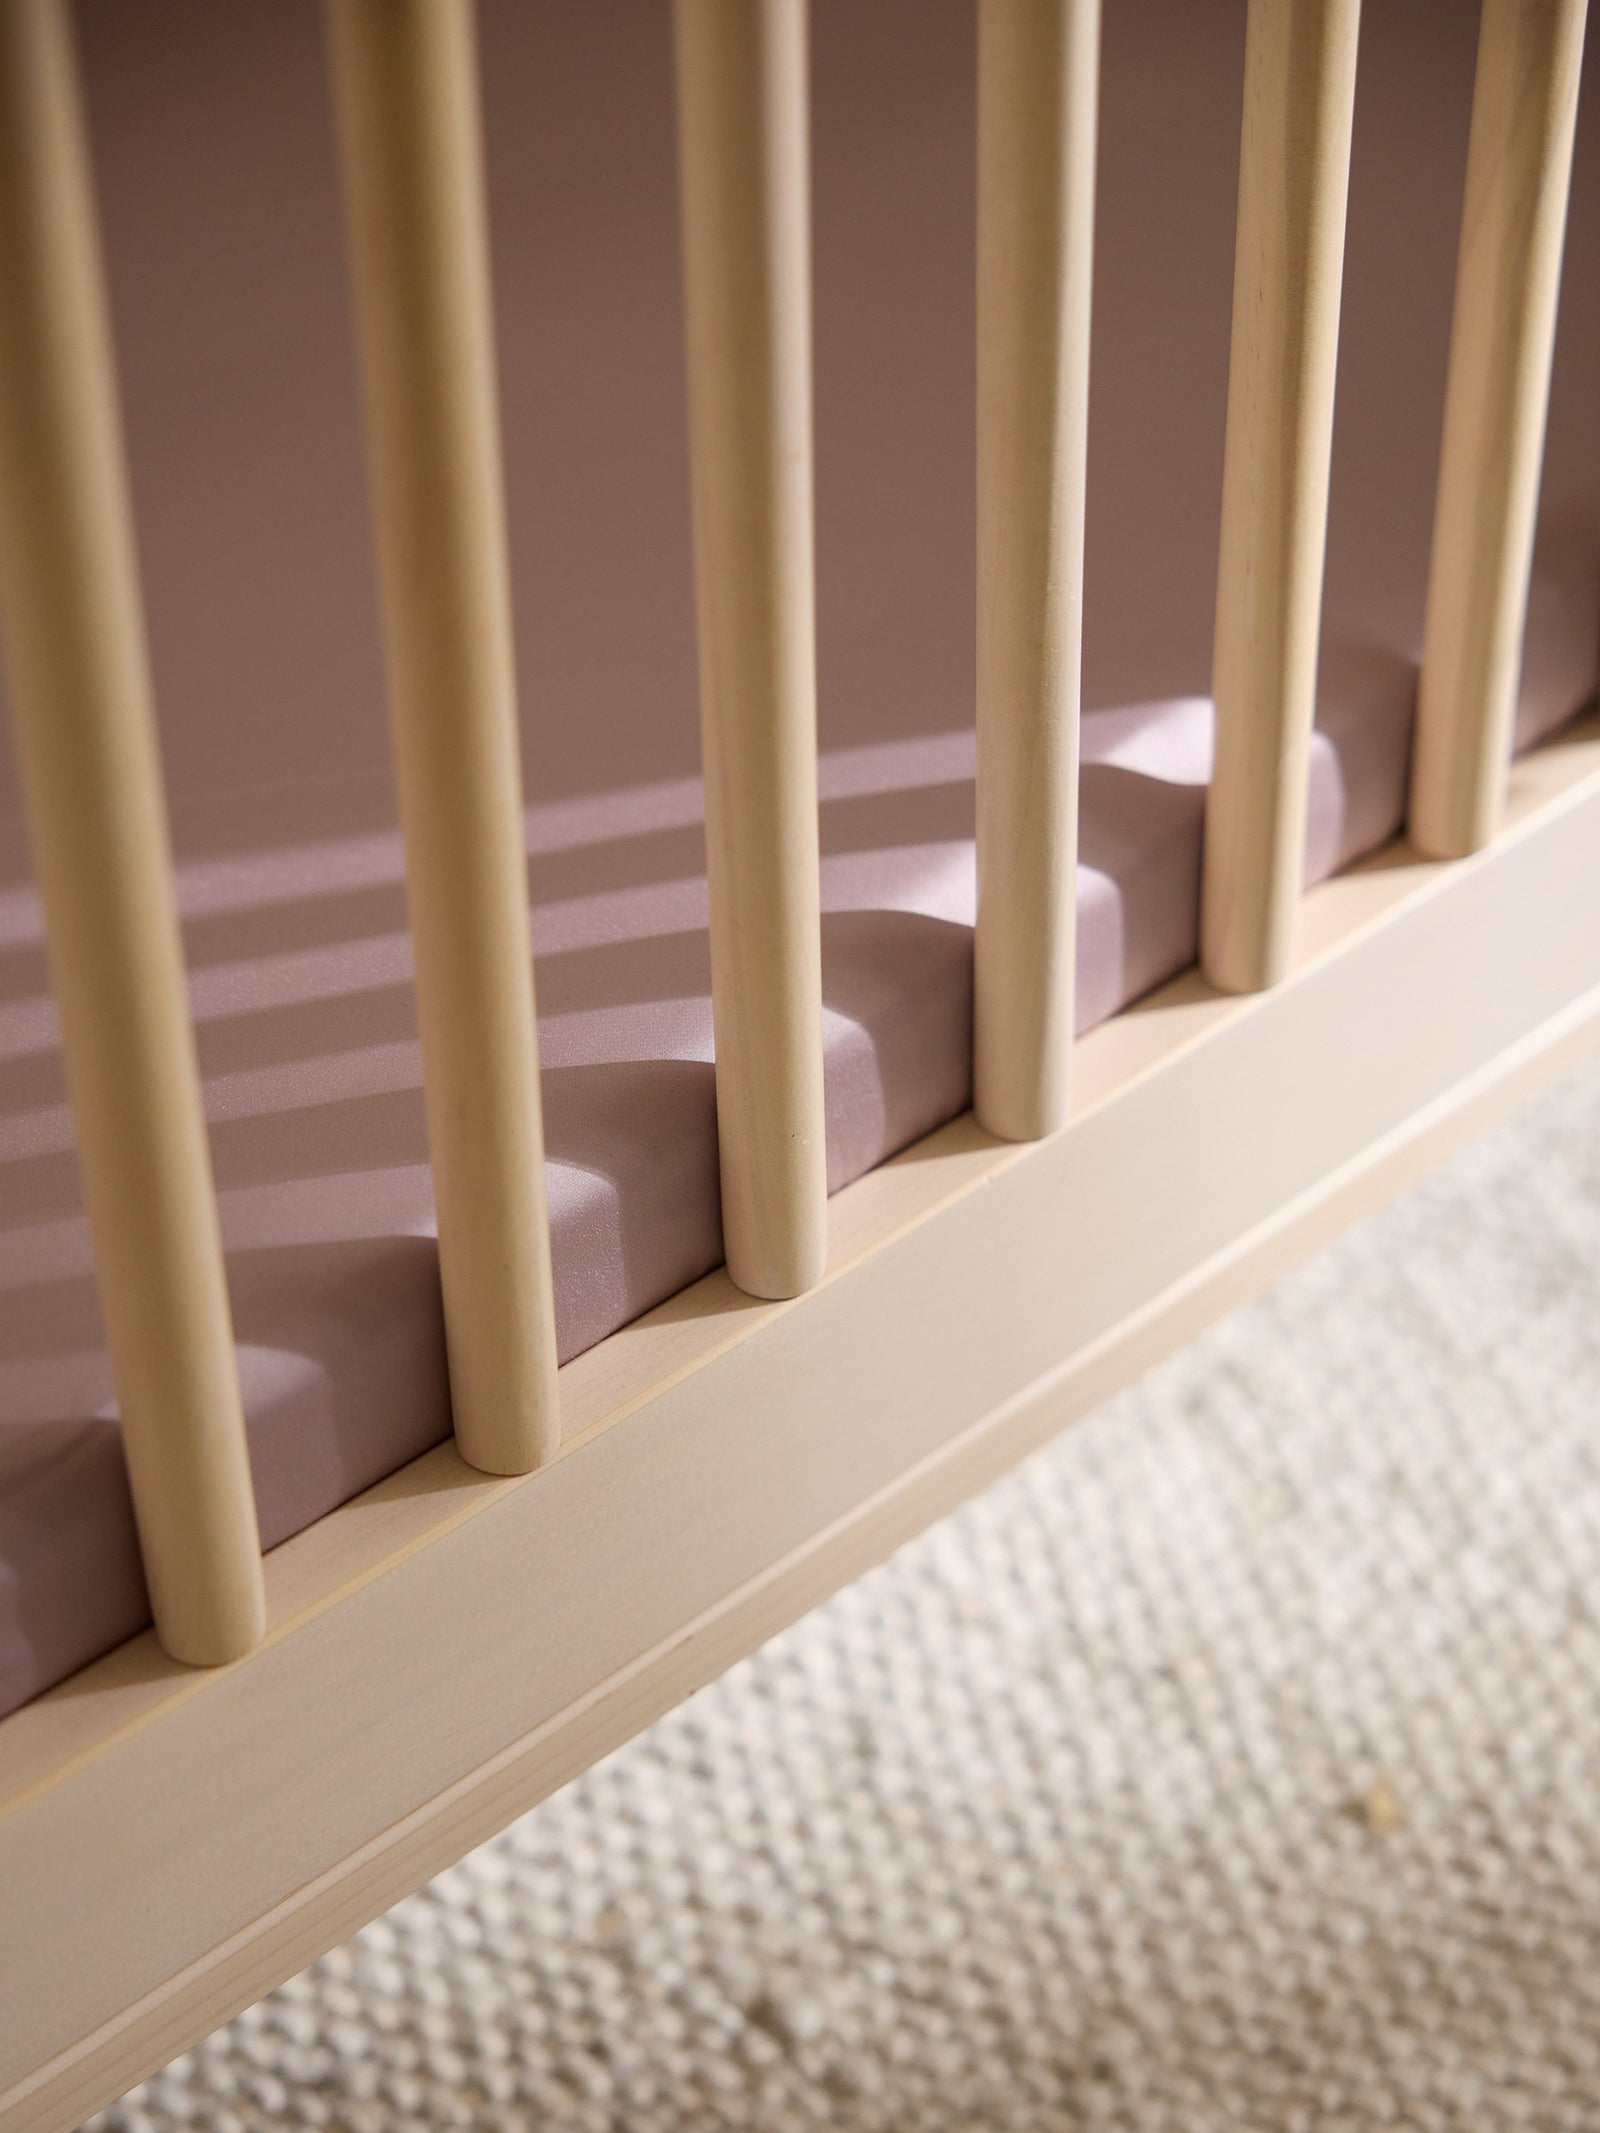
[0,0,1596,1720]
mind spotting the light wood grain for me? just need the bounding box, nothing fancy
[1203,0,1362,994]
[5,717,1595,1803]
[974,0,1099,1142]
[327,0,559,1474]
[0,0,263,1667]
[673,0,828,1298]
[1410,0,1589,860]
[6,716,1600,2133]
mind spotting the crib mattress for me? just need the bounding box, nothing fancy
[0,0,1596,1720]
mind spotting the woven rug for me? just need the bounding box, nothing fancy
[91,1054,1600,2133]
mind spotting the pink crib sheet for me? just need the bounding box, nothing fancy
[0,0,1596,1719]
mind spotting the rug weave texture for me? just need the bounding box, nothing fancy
[91,1056,1600,2133]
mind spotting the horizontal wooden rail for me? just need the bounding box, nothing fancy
[673,0,828,1299]
[1202,0,1362,995]
[1410,0,1589,861]
[327,0,560,1474]
[12,713,1600,2133]
[974,0,1099,1143]
[0,0,264,1663]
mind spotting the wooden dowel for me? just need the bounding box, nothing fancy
[673,0,828,1299]
[1410,0,1589,861]
[974,0,1099,1143]
[1202,0,1362,995]
[327,0,560,1474]
[0,0,263,1664]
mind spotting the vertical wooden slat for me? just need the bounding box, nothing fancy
[1202,0,1362,995]
[0,0,264,1663]
[327,0,559,1475]
[673,0,828,1299]
[974,0,1099,1143]
[1410,0,1589,861]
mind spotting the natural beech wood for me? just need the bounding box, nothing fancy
[1202,0,1362,994]
[673,0,828,1298]
[6,719,1600,2133]
[974,0,1099,1142]
[327,0,559,1474]
[0,0,263,1668]
[1410,0,1589,861]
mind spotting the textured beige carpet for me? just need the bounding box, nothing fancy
[91,1055,1600,2133]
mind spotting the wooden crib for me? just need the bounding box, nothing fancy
[0,0,1595,2123]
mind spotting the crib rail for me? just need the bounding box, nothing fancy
[0,0,264,1664]
[973,0,1098,1142]
[0,0,1588,1679]
[327,0,561,1476]
[673,0,829,1299]
[1412,0,1590,859]
[1202,0,1362,995]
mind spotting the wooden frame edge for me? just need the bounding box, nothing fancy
[13,972,1600,2133]
[4,717,1600,2129]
